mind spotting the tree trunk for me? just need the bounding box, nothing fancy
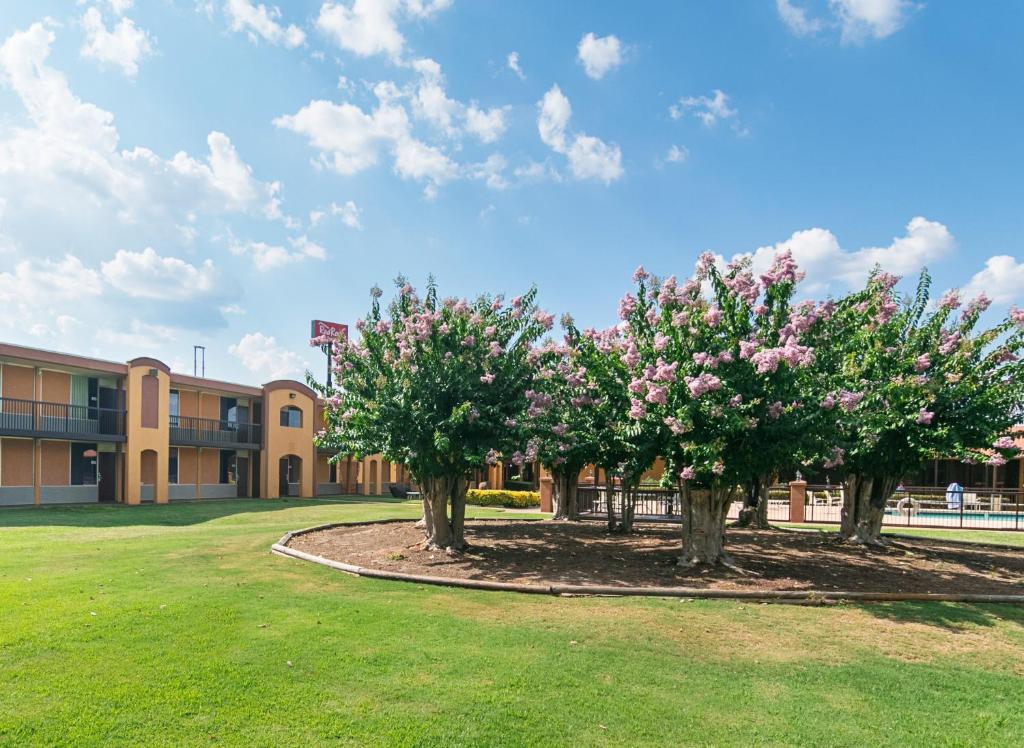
[565,472,579,521]
[840,473,894,545]
[552,470,568,520]
[421,475,454,550]
[733,474,773,529]
[678,484,735,567]
[604,469,619,532]
[620,482,637,533]
[449,477,468,552]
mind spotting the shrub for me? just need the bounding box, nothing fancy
[466,489,540,508]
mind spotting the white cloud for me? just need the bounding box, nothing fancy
[0,254,103,305]
[670,89,743,133]
[105,0,134,14]
[507,51,525,80]
[310,200,362,228]
[776,0,824,37]
[405,0,452,18]
[467,153,508,190]
[80,7,154,77]
[961,256,1024,306]
[409,58,508,143]
[576,33,623,80]
[101,247,221,300]
[229,332,307,380]
[665,144,688,163]
[537,85,622,184]
[225,0,306,48]
[229,234,327,270]
[832,0,912,43]
[317,0,404,59]
[777,0,914,43]
[744,217,956,294]
[95,319,180,349]
[0,24,282,227]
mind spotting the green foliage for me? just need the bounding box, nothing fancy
[466,488,540,507]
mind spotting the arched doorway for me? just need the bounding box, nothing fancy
[279,455,301,497]
[140,449,157,502]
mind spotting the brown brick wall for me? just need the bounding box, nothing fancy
[1,364,34,400]
[0,438,33,486]
[40,441,69,486]
[40,370,70,404]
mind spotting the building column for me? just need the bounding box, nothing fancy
[195,447,202,499]
[33,438,41,506]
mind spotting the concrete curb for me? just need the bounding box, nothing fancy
[272,520,1024,605]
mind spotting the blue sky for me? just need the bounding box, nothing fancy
[0,0,1021,385]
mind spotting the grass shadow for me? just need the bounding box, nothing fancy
[860,601,1024,630]
[0,495,416,529]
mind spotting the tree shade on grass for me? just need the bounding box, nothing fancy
[2,500,1024,746]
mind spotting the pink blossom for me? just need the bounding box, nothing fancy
[685,373,722,398]
[987,454,1008,467]
[993,436,1016,450]
[664,416,687,435]
[632,265,649,282]
[628,399,647,420]
[504,418,517,427]
[679,466,696,481]
[620,341,640,367]
[671,310,689,328]
[653,332,670,351]
[965,293,992,315]
[480,373,496,384]
[618,293,637,321]
[738,340,757,360]
[729,394,743,407]
[914,354,931,372]
[488,341,503,357]
[704,305,723,327]
[818,392,836,409]
[916,409,934,425]
[490,296,504,311]
[511,295,523,309]
[938,290,961,310]
[652,360,678,382]
[534,310,555,330]
[485,449,500,465]
[767,401,783,420]
[838,390,864,412]
[462,335,476,347]
[552,424,568,437]
[1011,307,1024,329]
[645,385,668,405]
[712,461,725,476]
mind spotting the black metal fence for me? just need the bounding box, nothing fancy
[577,485,789,522]
[0,396,124,439]
[169,416,262,447]
[805,484,1024,531]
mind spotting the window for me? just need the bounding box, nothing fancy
[329,461,338,483]
[169,390,180,427]
[219,450,236,484]
[71,443,98,486]
[280,406,302,428]
[220,397,238,424]
[169,447,179,484]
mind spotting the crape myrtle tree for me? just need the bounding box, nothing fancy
[314,277,553,552]
[807,270,1024,545]
[516,321,602,521]
[573,321,659,532]
[619,253,819,566]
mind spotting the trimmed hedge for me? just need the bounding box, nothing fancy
[466,489,540,508]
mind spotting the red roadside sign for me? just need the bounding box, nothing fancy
[310,320,348,345]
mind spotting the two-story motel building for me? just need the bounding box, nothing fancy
[0,342,409,506]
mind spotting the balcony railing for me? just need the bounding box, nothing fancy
[0,397,125,440]
[169,415,262,447]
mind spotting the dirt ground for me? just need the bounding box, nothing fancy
[287,520,1024,594]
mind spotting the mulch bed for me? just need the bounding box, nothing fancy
[287,520,1024,594]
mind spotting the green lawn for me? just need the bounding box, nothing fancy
[2,499,1024,747]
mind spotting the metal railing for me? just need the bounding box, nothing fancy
[577,485,792,523]
[805,483,1024,530]
[169,415,262,447]
[0,396,125,439]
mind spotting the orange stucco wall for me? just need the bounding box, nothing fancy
[0,438,33,486]
[261,387,315,499]
[125,363,170,504]
[40,370,70,404]
[140,450,157,486]
[1,364,34,400]
[40,441,69,485]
